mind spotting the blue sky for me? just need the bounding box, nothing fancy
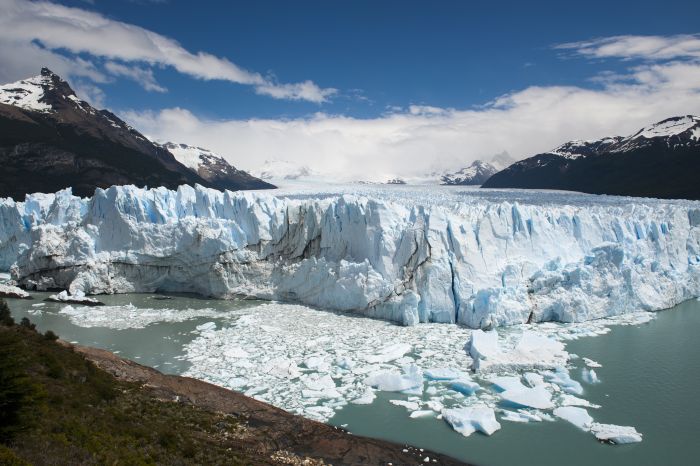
[28,0,700,119]
[1,0,700,178]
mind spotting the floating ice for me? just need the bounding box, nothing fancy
[179,301,648,435]
[442,406,501,437]
[0,283,30,299]
[590,423,643,444]
[469,330,569,373]
[582,357,602,368]
[47,290,102,305]
[449,379,481,396]
[582,368,601,384]
[545,367,584,395]
[499,385,554,410]
[59,304,232,330]
[365,365,423,393]
[553,407,593,430]
[559,394,601,409]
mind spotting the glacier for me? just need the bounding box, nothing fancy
[1,183,699,328]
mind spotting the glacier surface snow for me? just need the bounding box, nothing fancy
[1,184,699,328]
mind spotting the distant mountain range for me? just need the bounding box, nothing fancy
[440,160,499,185]
[483,116,700,200]
[438,152,515,185]
[0,68,272,199]
[161,142,274,191]
[251,159,316,181]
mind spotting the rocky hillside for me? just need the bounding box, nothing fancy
[483,116,700,200]
[0,68,273,199]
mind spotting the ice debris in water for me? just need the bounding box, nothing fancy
[553,406,594,430]
[178,301,646,444]
[590,423,643,444]
[442,406,501,437]
[59,304,233,330]
[582,368,600,384]
[468,329,569,373]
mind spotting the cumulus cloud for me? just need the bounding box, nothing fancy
[0,0,335,102]
[122,34,700,180]
[124,53,700,180]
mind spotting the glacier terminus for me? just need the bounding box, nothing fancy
[1,183,699,329]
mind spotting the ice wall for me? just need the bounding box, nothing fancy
[1,184,699,328]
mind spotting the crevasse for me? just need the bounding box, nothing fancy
[1,184,699,328]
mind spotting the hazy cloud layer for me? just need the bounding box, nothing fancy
[0,0,335,102]
[125,40,700,180]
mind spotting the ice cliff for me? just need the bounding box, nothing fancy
[1,184,699,328]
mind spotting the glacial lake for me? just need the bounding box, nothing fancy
[5,292,700,466]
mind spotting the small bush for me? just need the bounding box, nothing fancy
[44,330,59,341]
[19,318,35,331]
[0,300,13,326]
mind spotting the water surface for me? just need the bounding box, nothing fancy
[5,293,699,466]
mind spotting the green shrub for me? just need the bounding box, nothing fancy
[0,299,13,326]
[44,330,59,341]
[18,318,35,331]
[0,331,45,441]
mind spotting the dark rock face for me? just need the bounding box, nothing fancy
[0,69,274,199]
[483,116,700,200]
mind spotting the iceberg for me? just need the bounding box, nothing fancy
[442,405,502,437]
[499,385,554,410]
[582,368,600,384]
[469,329,569,372]
[553,407,593,430]
[590,423,643,444]
[364,365,423,393]
[1,184,698,328]
[0,283,30,299]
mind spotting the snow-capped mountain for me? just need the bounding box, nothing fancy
[251,159,316,181]
[161,142,273,191]
[483,116,700,200]
[0,68,272,199]
[440,160,498,185]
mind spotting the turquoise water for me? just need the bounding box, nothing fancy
[331,299,700,466]
[5,293,700,466]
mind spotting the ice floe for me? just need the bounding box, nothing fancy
[590,423,643,444]
[59,304,234,330]
[178,301,646,444]
[553,406,594,430]
[442,406,501,437]
[0,283,30,299]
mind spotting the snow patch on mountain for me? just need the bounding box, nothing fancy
[440,160,498,185]
[0,73,53,112]
[162,142,226,171]
[634,115,699,139]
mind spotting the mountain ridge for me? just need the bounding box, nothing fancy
[0,68,273,199]
[483,115,700,200]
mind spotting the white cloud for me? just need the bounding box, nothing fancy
[104,62,166,93]
[556,34,700,61]
[0,0,335,102]
[124,54,700,181]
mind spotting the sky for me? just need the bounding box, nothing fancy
[1,0,700,179]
